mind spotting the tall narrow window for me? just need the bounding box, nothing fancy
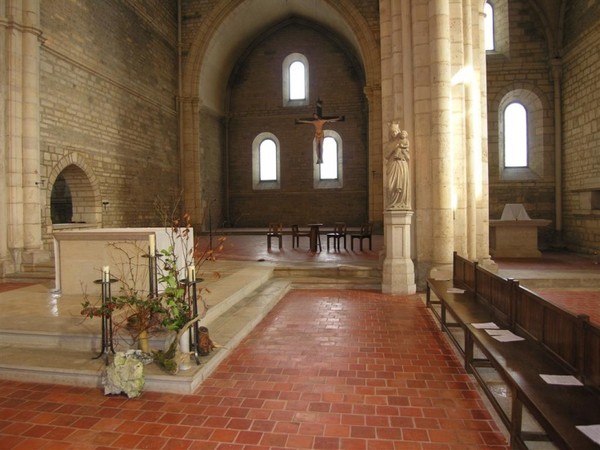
[504,102,527,167]
[289,61,306,100]
[252,133,280,189]
[320,137,338,180]
[484,2,495,51]
[314,131,343,189]
[282,53,309,106]
[259,139,277,181]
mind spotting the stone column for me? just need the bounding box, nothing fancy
[475,4,495,270]
[6,0,26,269]
[179,97,203,228]
[382,210,416,294]
[428,0,454,279]
[3,1,46,270]
[21,0,44,261]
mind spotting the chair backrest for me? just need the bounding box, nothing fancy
[334,222,346,234]
[360,222,373,236]
[269,222,282,234]
[291,224,299,234]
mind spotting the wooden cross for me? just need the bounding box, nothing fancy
[295,99,345,164]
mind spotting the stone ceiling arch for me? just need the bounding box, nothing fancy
[182,0,380,114]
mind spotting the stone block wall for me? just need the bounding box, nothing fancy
[39,0,179,249]
[226,22,368,228]
[486,0,556,249]
[562,0,600,253]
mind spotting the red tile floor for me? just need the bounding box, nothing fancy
[1,233,597,449]
[0,289,509,449]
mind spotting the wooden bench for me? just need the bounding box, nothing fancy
[426,252,600,449]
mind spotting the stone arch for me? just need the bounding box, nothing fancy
[489,82,553,181]
[180,0,381,226]
[45,152,102,228]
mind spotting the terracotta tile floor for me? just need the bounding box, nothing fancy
[0,289,509,449]
[1,233,597,449]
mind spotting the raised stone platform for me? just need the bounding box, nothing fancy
[0,260,382,394]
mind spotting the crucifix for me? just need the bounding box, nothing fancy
[295,98,345,164]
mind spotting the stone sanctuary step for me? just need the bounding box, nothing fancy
[0,276,290,394]
[0,259,383,394]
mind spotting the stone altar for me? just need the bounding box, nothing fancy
[489,204,550,258]
[53,227,193,296]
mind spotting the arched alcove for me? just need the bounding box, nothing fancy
[50,164,97,225]
[45,153,103,234]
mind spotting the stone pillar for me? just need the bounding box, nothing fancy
[179,97,203,228]
[2,0,47,271]
[475,4,495,270]
[21,0,44,261]
[463,0,478,260]
[382,210,416,294]
[429,0,454,279]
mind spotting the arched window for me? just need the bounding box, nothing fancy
[289,61,306,100]
[314,131,343,189]
[259,139,277,181]
[282,53,309,107]
[252,133,280,189]
[484,2,495,51]
[503,102,527,167]
[320,137,338,180]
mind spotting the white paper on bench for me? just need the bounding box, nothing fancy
[471,322,500,329]
[540,374,583,386]
[484,329,525,342]
[447,287,465,294]
[576,424,600,445]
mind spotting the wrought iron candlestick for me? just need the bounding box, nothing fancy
[93,267,116,364]
[147,234,159,297]
[186,266,201,365]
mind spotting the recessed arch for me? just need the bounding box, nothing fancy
[46,153,102,228]
[180,0,381,226]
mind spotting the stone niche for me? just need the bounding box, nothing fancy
[489,204,550,258]
[53,228,193,296]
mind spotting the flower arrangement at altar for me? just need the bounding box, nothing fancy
[80,195,225,383]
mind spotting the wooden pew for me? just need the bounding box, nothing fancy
[427,252,600,449]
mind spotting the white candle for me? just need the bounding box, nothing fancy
[149,234,156,255]
[188,265,196,282]
[102,265,110,282]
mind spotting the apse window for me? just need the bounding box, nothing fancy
[320,137,338,180]
[314,131,343,189]
[259,139,277,181]
[503,102,528,167]
[484,2,495,51]
[253,133,280,189]
[282,53,309,106]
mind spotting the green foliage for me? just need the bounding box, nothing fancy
[158,244,190,332]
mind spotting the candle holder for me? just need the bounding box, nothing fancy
[146,251,159,298]
[92,275,117,364]
[187,277,203,365]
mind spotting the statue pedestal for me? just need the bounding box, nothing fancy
[382,210,416,295]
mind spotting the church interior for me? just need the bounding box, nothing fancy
[1,1,600,449]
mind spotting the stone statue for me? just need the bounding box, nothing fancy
[385,121,411,210]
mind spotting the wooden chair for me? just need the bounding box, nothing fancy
[267,222,283,250]
[291,224,310,248]
[351,222,373,251]
[326,222,347,251]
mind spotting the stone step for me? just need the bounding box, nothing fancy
[0,278,291,395]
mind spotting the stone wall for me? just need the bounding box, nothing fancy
[39,0,179,249]
[226,22,368,228]
[486,0,556,249]
[561,0,600,253]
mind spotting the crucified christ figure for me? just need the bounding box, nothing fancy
[295,99,345,164]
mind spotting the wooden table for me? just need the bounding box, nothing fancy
[307,223,323,252]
